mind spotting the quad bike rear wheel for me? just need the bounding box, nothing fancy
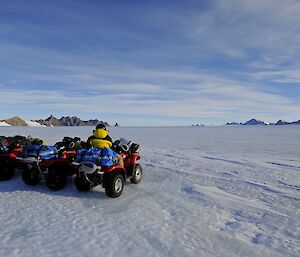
[46,165,68,191]
[130,164,142,184]
[22,165,40,185]
[74,174,92,192]
[0,161,15,181]
[104,173,124,198]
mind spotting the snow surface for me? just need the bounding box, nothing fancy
[25,121,46,127]
[0,121,10,126]
[0,126,299,257]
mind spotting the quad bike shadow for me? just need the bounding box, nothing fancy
[0,173,107,200]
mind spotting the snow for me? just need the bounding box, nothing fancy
[0,126,299,257]
[0,121,10,126]
[25,121,46,127]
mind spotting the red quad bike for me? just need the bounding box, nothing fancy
[73,139,142,198]
[0,137,23,180]
[18,140,78,191]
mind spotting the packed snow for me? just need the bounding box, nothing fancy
[0,126,299,257]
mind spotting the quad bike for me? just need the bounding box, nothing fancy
[0,136,24,180]
[18,137,81,191]
[73,138,142,198]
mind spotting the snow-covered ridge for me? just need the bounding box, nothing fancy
[25,121,46,127]
[0,121,10,126]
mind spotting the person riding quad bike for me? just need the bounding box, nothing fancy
[86,124,127,166]
[87,124,112,149]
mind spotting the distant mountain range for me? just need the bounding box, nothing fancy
[192,123,205,127]
[1,116,299,127]
[270,120,300,125]
[0,116,110,127]
[226,119,300,126]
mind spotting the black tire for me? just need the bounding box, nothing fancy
[46,165,68,191]
[22,165,40,185]
[0,161,15,181]
[104,173,124,198]
[130,164,143,184]
[74,174,91,192]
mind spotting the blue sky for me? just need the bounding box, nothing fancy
[0,0,300,125]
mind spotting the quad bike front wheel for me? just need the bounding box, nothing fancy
[104,173,124,198]
[130,164,142,184]
[46,165,68,191]
[22,165,40,185]
[74,174,92,192]
[0,161,15,181]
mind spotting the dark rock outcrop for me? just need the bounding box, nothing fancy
[59,116,85,126]
[274,119,300,125]
[275,120,290,125]
[192,123,205,127]
[226,122,242,126]
[243,119,266,125]
[291,120,300,125]
[34,116,110,127]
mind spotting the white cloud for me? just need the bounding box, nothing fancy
[248,70,300,84]
[1,66,299,124]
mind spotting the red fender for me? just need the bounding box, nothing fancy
[124,153,140,168]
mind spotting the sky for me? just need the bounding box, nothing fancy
[0,0,300,126]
